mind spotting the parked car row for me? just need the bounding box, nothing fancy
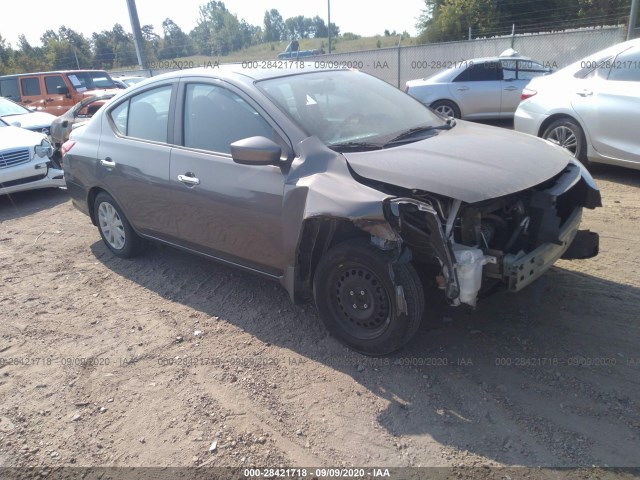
[405,48,553,119]
[405,38,640,170]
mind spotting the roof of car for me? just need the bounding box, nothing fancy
[147,63,346,83]
[0,69,111,79]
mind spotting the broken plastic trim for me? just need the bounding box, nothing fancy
[386,197,461,302]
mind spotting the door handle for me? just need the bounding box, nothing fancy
[504,86,518,91]
[576,90,593,97]
[46,98,54,102]
[100,158,116,168]
[456,86,469,91]
[23,99,32,103]
[178,173,200,186]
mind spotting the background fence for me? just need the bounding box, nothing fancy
[112,26,629,88]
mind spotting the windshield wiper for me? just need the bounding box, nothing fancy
[327,141,383,152]
[383,122,455,147]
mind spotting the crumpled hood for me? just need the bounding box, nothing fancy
[343,120,571,203]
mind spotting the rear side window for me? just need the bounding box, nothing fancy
[454,62,502,82]
[21,77,41,96]
[109,85,172,142]
[45,75,67,94]
[0,79,20,101]
[607,48,640,82]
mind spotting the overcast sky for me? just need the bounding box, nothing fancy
[1,0,426,47]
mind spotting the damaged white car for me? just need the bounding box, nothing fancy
[63,66,601,355]
[0,118,64,196]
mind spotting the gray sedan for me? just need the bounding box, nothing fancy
[63,65,600,355]
[405,52,552,119]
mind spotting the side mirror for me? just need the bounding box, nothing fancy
[56,85,69,95]
[231,136,282,166]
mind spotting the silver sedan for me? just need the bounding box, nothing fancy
[515,38,640,170]
[405,51,552,119]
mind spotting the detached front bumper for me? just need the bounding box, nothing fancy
[502,206,598,292]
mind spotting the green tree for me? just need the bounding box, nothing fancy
[160,18,193,59]
[263,9,285,42]
[418,0,498,42]
[0,34,15,74]
[14,35,48,72]
[142,24,161,61]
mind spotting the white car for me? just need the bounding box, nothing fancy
[515,38,640,170]
[0,97,56,135]
[0,118,64,195]
[405,50,552,119]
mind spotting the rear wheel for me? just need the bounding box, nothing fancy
[430,100,461,119]
[542,118,587,164]
[313,239,425,355]
[94,192,145,258]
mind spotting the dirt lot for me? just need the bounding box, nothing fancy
[0,164,639,476]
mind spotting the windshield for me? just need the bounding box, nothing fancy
[0,97,30,116]
[257,70,444,148]
[66,71,116,91]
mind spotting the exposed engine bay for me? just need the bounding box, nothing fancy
[385,161,601,307]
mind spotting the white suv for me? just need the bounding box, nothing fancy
[0,118,64,195]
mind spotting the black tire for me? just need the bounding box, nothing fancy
[313,239,425,356]
[430,100,461,119]
[542,117,588,164]
[94,192,145,258]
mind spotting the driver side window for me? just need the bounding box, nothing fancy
[183,83,277,154]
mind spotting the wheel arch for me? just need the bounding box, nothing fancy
[538,112,587,140]
[293,217,375,302]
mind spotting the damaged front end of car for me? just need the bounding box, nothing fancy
[383,159,601,307]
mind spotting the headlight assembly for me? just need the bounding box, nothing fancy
[34,138,53,158]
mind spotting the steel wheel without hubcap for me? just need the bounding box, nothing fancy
[333,263,391,340]
[313,239,425,355]
[98,201,126,250]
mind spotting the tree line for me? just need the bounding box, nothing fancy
[1,0,634,74]
[0,0,340,74]
[417,0,633,43]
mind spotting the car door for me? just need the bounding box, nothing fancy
[448,61,502,118]
[97,83,178,241]
[169,80,289,275]
[571,46,640,164]
[18,76,45,110]
[43,74,74,115]
[500,59,549,116]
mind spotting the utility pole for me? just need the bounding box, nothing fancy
[126,0,147,69]
[328,0,332,54]
[628,0,639,40]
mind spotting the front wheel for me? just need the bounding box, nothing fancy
[313,239,425,356]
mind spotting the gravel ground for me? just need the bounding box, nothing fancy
[0,163,639,477]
